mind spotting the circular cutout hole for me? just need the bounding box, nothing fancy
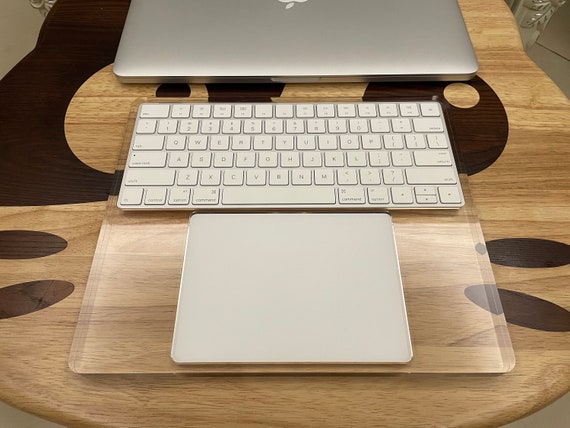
[444,83,480,108]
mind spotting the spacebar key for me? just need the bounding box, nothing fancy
[222,187,336,205]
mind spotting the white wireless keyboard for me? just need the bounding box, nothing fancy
[117,101,464,210]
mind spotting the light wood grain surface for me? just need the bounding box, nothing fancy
[0,0,569,427]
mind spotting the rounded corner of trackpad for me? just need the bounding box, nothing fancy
[172,212,412,365]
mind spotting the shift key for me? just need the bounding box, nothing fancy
[406,167,457,184]
[124,169,175,186]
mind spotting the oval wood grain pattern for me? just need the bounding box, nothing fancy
[0,280,74,319]
[497,289,570,332]
[487,238,570,268]
[363,76,509,175]
[0,230,67,259]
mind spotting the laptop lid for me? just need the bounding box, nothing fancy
[113,0,478,84]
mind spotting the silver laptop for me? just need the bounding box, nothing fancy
[113,0,478,84]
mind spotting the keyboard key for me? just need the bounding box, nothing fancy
[337,169,358,185]
[192,104,211,118]
[244,120,262,134]
[391,118,412,133]
[316,104,335,118]
[292,170,312,185]
[145,188,167,205]
[370,119,390,133]
[128,152,167,168]
[201,170,222,186]
[171,104,190,118]
[307,119,326,134]
[255,104,273,118]
[337,104,356,117]
[178,169,198,186]
[296,104,314,118]
[157,119,178,134]
[420,102,440,117]
[439,186,462,204]
[391,187,414,204]
[367,187,390,204]
[378,103,398,117]
[140,104,170,118]
[339,187,366,204]
[246,170,267,186]
[400,103,420,117]
[191,153,212,168]
[119,188,143,205]
[168,152,189,168]
[406,167,457,185]
[223,169,244,186]
[427,134,449,148]
[269,169,289,185]
[360,169,381,185]
[124,169,175,186]
[259,152,278,168]
[265,119,284,134]
[169,187,191,205]
[413,118,445,132]
[362,134,382,149]
[275,135,294,150]
[165,135,186,150]
[405,134,426,149]
[328,119,347,133]
[179,120,199,134]
[414,150,453,166]
[384,134,404,149]
[222,187,335,205]
[213,104,232,118]
[383,168,405,185]
[132,135,164,150]
[391,151,413,167]
[136,119,156,134]
[201,120,221,134]
[369,151,390,167]
[192,188,219,205]
[349,119,369,133]
[286,120,305,133]
[314,169,335,185]
[222,120,241,134]
[275,104,293,118]
[357,103,377,117]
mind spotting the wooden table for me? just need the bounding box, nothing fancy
[0,0,568,426]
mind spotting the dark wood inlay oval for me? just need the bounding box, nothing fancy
[205,83,286,102]
[156,83,191,98]
[498,289,570,332]
[487,238,570,268]
[0,230,67,259]
[466,285,570,332]
[0,280,74,319]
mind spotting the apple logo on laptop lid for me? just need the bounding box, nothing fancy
[278,0,308,9]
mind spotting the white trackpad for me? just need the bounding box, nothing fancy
[171,212,412,365]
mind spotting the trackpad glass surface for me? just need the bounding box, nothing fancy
[171,212,413,365]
